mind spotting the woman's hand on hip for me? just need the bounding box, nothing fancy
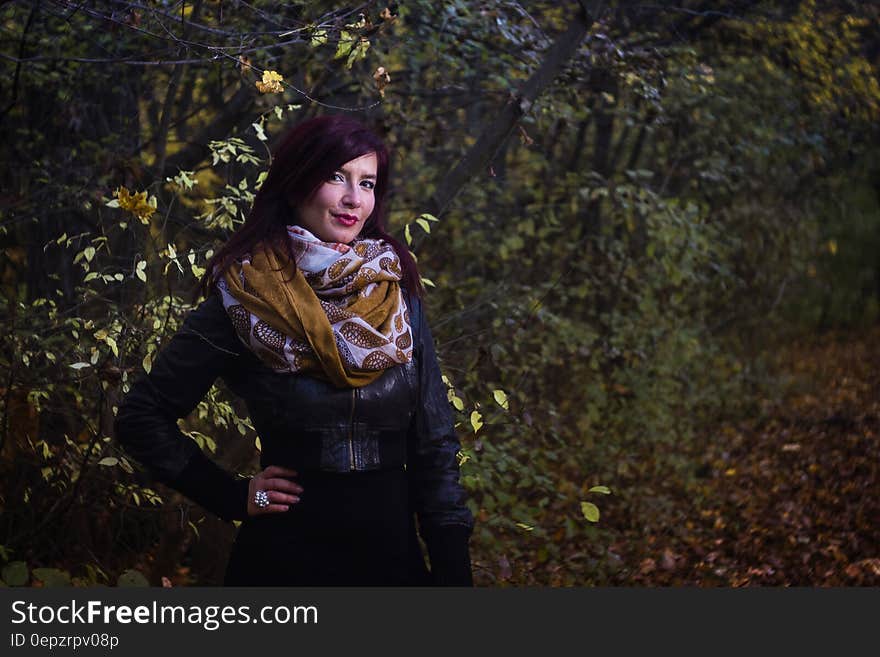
[247,465,303,516]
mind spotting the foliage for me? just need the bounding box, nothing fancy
[1,0,878,586]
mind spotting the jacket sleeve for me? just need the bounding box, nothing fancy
[114,293,250,521]
[407,296,475,586]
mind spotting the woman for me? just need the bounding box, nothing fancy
[114,115,474,586]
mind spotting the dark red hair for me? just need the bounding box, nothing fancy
[198,114,422,297]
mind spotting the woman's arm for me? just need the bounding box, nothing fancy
[408,296,475,586]
[114,293,250,521]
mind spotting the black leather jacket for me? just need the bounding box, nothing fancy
[114,290,474,584]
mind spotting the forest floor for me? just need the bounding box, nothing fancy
[601,324,880,586]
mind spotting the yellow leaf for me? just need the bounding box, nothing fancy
[492,389,509,410]
[310,28,328,48]
[470,410,483,433]
[581,501,600,522]
[114,187,156,223]
[451,396,464,411]
[255,70,284,94]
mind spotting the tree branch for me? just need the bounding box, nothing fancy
[429,1,603,217]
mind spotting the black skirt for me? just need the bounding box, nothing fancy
[224,467,431,586]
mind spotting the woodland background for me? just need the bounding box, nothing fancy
[1,0,878,587]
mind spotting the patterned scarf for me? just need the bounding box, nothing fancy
[217,225,413,388]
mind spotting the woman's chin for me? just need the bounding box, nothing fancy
[328,227,360,244]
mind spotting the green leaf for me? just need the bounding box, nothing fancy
[346,37,370,69]
[2,561,29,586]
[404,223,412,245]
[98,457,118,466]
[493,389,509,410]
[416,218,431,233]
[135,260,147,282]
[334,30,355,60]
[117,569,149,587]
[252,122,267,142]
[32,568,71,587]
[588,485,612,495]
[451,396,464,411]
[69,362,91,370]
[580,502,600,522]
[419,213,439,222]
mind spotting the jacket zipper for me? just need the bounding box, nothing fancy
[348,388,356,470]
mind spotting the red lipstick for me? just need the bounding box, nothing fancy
[332,212,358,226]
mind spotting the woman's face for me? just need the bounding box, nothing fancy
[296,152,378,244]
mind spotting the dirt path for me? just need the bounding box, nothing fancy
[606,326,880,586]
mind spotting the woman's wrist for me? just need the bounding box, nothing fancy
[164,451,250,521]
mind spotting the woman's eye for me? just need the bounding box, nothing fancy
[332,172,345,182]
[361,180,375,190]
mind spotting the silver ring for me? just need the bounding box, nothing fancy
[254,490,270,508]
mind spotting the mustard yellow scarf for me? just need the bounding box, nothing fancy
[217,226,412,388]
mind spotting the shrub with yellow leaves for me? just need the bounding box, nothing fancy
[255,70,284,94]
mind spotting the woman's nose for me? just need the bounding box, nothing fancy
[341,185,361,208]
